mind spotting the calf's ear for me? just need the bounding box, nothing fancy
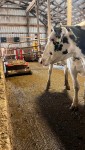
[66,27,70,32]
[53,26,57,32]
[53,26,62,37]
[60,23,62,27]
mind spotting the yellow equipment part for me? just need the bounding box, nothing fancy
[32,41,38,51]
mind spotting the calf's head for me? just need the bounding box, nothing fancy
[41,26,70,66]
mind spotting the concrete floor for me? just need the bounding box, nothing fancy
[6,62,85,150]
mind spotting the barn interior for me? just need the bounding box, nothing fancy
[0,0,85,150]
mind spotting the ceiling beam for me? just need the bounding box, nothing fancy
[6,0,26,9]
[31,12,47,26]
[0,0,6,7]
[26,0,35,13]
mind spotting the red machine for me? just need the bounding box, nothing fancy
[15,49,23,60]
[4,48,32,77]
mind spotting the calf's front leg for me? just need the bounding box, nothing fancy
[64,65,70,90]
[46,64,53,91]
[83,82,85,106]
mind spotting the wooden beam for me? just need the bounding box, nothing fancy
[0,23,27,26]
[35,0,40,51]
[26,0,35,13]
[26,12,30,45]
[0,14,26,17]
[31,12,47,26]
[0,24,45,27]
[47,0,51,35]
[0,1,6,7]
[0,7,25,10]
[67,0,72,25]
[0,32,46,34]
[6,0,26,9]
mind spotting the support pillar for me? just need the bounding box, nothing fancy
[67,0,72,25]
[47,0,51,35]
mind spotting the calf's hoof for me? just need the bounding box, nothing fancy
[70,104,79,111]
[64,85,70,90]
[45,85,50,91]
[45,87,49,91]
[45,83,50,91]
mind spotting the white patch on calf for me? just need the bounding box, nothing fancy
[49,31,56,41]
[42,41,54,66]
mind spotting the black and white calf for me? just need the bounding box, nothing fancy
[41,25,85,109]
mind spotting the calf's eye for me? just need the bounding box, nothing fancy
[51,39,54,42]
[50,52,52,55]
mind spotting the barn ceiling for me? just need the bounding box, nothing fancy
[0,0,85,25]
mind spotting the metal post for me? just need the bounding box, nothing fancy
[67,0,72,25]
[47,0,51,35]
[36,0,40,51]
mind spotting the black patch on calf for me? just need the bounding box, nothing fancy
[54,44,59,50]
[49,52,52,55]
[62,49,68,54]
[68,26,85,54]
[73,57,80,61]
[58,44,63,50]
[54,43,63,51]
[53,42,59,50]
[56,42,59,44]
[62,36,69,44]
[69,34,76,42]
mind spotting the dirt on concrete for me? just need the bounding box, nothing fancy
[6,62,85,150]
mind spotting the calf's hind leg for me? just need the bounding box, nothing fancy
[70,68,79,110]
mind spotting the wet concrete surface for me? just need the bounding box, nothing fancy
[6,62,85,150]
